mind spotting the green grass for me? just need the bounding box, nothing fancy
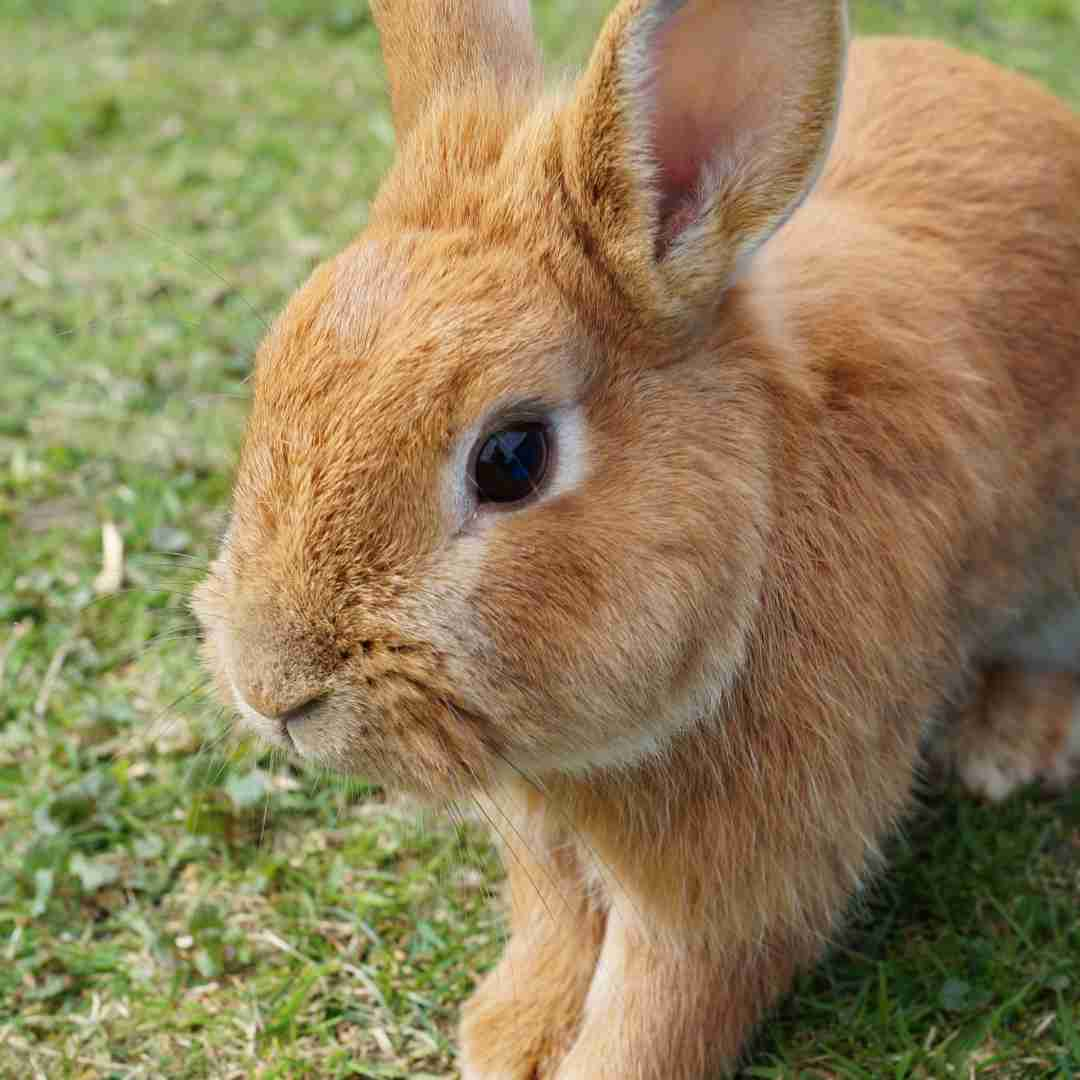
[2,1,1078,1076]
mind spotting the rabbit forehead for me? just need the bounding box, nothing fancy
[232,234,587,577]
[257,232,585,418]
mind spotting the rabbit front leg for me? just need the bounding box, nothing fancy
[460,789,605,1080]
[554,906,813,1080]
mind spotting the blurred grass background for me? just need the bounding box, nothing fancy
[2,1,1079,1077]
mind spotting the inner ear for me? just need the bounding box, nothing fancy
[644,3,789,256]
[565,0,846,312]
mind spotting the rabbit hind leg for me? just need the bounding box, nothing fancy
[941,665,1080,802]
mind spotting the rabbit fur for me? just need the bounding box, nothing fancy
[194,1,1080,1075]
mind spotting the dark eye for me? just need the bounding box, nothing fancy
[474,423,550,505]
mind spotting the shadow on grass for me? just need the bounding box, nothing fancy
[747,783,1080,1076]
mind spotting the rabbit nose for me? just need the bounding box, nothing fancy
[228,599,338,724]
[231,659,326,725]
[241,681,324,724]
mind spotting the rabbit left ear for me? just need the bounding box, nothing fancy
[371,0,541,140]
[562,0,848,313]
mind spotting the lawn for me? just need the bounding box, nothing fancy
[1,0,1078,1076]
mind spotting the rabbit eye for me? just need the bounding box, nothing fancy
[473,423,550,505]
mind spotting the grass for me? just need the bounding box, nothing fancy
[1,0,1078,1076]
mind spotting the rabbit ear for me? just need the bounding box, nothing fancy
[563,0,847,312]
[371,0,541,139]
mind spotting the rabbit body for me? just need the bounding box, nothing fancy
[194,2,1080,1076]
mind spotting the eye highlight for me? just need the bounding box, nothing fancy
[473,422,550,505]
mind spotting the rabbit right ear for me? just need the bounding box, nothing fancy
[371,0,542,140]
[562,0,848,317]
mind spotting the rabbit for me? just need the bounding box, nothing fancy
[192,0,1080,1076]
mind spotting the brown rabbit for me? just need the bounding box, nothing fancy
[193,1,1080,1075]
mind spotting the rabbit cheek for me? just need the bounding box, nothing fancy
[446,463,764,775]
[447,547,671,772]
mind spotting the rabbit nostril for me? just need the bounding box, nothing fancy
[279,695,325,727]
[276,695,325,748]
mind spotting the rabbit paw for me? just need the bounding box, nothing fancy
[459,969,585,1080]
[942,667,1080,802]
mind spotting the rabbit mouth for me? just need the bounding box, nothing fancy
[228,666,508,799]
[228,676,298,753]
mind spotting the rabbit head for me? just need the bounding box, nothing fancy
[194,0,848,799]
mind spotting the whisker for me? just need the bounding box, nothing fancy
[129,220,271,333]
[478,780,576,918]
[53,309,257,348]
[445,801,510,952]
[138,552,214,569]
[259,771,275,851]
[468,793,556,926]
[105,674,212,765]
[488,744,644,931]
[76,580,217,615]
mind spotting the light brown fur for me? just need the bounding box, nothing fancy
[194,2,1080,1076]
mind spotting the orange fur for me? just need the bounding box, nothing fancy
[194,1,1080,1075]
